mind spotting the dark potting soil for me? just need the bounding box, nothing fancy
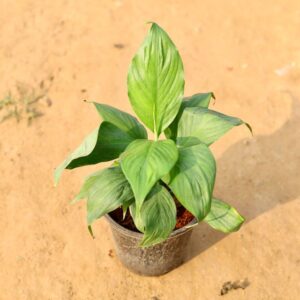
[175,205,195,229]
[109,205,194,233]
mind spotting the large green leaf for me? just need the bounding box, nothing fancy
[177,107,252,146]
[93,102,147,139]
[204,198,245,232]
[120,139,178,212]
[71,169,104,204]
[54,103,147,185]
[130,184,176,247]
[164,143,216,220]
[54,121,138,185]
[165,92,215,139]
[73,166,133,225]
[127,23,184,137]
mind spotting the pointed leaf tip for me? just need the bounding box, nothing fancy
[146,21,156,25]
[88,225,95,239]
[245,122,253,136]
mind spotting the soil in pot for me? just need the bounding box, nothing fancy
[109,204,194,232]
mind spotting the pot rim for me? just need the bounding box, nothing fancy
[105,213,198,240]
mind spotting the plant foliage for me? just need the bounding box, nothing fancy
[55,23,251,247]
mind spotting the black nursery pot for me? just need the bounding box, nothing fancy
[105,214,196,276]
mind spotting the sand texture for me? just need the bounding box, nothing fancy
[0,0,299,299]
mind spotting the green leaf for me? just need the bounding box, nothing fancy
[120,139,178,212]
[164,143,216,220]
[54,121,139,185]
[71,169,103,204]
[177,107,252,146]
[93,102,147,139]
[183,92,215,109]
[127,22,184,137]
[130,184,176,247]
[122,198,134,220]
[54,103,147,185]
[74,166,133,225]
[204,198,245,232]
[165,92,215,139]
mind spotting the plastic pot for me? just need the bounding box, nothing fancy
[105,214,196,276]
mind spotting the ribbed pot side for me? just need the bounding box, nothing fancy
[105,214,196,276]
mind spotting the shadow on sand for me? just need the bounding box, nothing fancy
[187,91,300,260]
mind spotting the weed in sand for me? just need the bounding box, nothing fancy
[0,76,53,125]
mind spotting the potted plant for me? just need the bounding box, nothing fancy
[54,22,251,276]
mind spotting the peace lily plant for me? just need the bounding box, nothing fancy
[55,23,251,248]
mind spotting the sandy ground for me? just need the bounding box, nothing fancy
[0,0,300,299]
